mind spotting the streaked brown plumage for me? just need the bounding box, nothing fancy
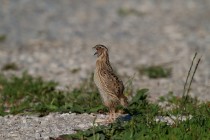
[93,44,128,122]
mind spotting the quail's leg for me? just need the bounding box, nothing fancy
[107,108,116,122]
[107,108,112,122]
[95,113,111,123]
[95,108,114,123]
[110,108,116,121]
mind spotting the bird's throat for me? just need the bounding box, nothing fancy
[96,54,113,72]
[97,52,110,64]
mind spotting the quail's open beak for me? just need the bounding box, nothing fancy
[93,47,98,56]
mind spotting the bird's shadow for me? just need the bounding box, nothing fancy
[117,114,132,121]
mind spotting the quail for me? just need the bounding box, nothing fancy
[93,44,128,122]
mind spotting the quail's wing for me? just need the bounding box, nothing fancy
[100,69,124,98]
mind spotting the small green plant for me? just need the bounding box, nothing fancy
[139,65,171,78]
[182,52,201,102]
[118,8,146,17]
[70,68,81,74]
[1,62,19,71]
[0,34,6,42]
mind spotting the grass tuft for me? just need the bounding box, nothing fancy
[181,53,201,111]
[0,34,6,42]
[1,62,19,71]
[118,8,147,17]
[138,65,171,79]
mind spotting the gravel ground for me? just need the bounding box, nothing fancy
[0,0,210,139]
[0,113,100,140]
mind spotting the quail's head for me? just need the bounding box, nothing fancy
[93,44,108,57]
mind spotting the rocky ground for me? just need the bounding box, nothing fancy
[0,113,95,140]
[0,0,210,139]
